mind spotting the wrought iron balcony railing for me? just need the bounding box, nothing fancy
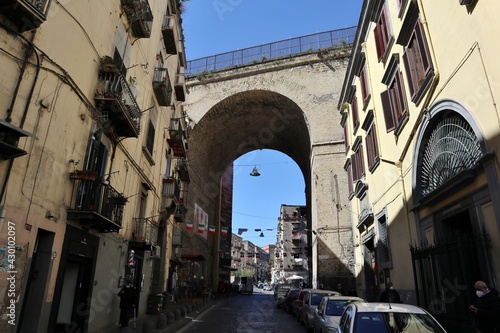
[161,16,178,55]
[167,119,186,158]
[174,203,186,223]
[95,71,141,138]
[132,217,158,244]
[121,0,153,38]
[152,68,173,106]
[0,0,51,32]
[67,176,126,232]
[174,73,186,102]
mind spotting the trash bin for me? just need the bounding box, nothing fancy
[147,293,164,315]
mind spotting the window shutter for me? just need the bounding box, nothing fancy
[402,50,416,98]
[415,20,431,75]
[381,90,395,132]
[374,24,384,61]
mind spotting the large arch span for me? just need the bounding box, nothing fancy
[182,51,355,290]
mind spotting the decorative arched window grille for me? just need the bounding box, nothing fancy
[420,115,483,196]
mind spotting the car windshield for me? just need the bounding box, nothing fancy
[354,312,446,333]
[312,293,330,305]
[326,300,353,316]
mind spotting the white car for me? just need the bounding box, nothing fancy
[312,295,366,333]
[338,302,447,333]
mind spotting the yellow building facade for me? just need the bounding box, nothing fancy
[339,1,500,331]
[0,0,188,332]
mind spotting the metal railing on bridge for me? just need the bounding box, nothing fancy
[186,26,357,77]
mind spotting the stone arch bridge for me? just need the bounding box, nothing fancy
[182,28,357,289]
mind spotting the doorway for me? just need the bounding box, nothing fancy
[55,255,93,332]
[18,229,54,333]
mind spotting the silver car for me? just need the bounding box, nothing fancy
[299,289,341,333]
[312,295,366,333]
[338,302,447,333]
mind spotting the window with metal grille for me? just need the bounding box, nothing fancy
[377,214,393,269]
[420,115,482,196]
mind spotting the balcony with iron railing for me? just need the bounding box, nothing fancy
[132,217,158,245]
[121,0,153,38]
[161,16,178,54]
[95,69,142,138]
[152,68,173,106]
[67,175,126,232]
[0,0,51,32]
[162,176,182,209]
[167,119,186,158]
[175,158,190,183]
[174,73,186,102]
[174,202,186,223]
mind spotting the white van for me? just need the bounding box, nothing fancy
[238,276,254,295]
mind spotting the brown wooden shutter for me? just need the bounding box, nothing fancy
[381,90,395,132]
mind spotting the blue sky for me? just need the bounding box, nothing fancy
[181,0,364,247]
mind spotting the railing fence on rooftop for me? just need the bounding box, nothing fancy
[186,26,357,77]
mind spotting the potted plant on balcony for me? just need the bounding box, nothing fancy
[99,56,120,73]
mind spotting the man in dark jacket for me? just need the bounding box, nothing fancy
[118,283,136,327]
[379,282,401,303]
[469,280,500,333]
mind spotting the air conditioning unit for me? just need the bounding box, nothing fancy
[459,0,475,5]
[149,245,161,259]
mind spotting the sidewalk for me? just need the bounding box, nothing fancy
[101,297,214,333]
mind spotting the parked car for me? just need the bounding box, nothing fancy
[274,284,293,308]
[292,288,308,321]
[283,288,301,314]
[238,276,254,295]
[338,302,447,333]
[299,289,341,332]
[313,295,366,333]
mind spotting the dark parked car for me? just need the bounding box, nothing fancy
[282,288,301,314]
[274,284,293,308]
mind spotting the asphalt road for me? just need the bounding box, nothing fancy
[177,289,306,333]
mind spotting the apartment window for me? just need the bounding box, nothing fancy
[377,213,393,269]
[143,102,157,164]
[145,120,155,155]
[374,4,393,62]
[344,159,354,197]
[341,116,350,153]
[362,111,380,172]
[381,55,408,135]
[351,137,365,182]
[351,95,360,133]
[403,19,432,102]
[359,65,371,108]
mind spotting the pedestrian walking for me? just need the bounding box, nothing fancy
[379,282,401,303]
[118,283,136,327]
[469,280,500,333]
